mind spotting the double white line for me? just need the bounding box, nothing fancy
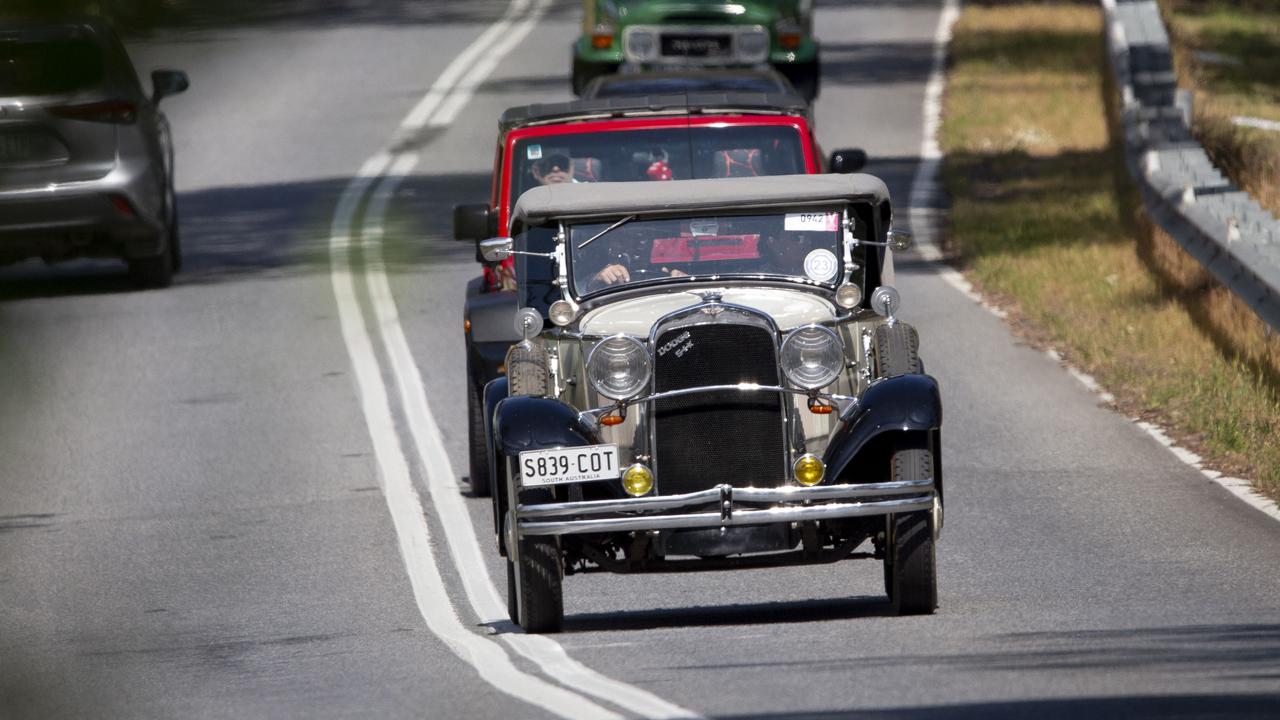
[328,1,698,718]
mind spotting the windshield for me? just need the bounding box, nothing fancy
[569,209,846,297]
[0,34,103,96]
[509,124,805,211]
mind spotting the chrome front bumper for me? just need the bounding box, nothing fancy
[516,478,935,536]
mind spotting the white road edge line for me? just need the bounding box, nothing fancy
[336,0,702,717]
[330,154,617,720]
[364,166,701,720]
[353,0,702,715]
[914,0,1280,525]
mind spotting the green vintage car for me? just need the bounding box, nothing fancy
[572,0,820,101]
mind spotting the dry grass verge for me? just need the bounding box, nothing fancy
[941,2,1280,500]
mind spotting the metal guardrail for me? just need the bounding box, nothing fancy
[1100,0,1280,330]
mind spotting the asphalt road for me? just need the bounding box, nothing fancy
[3,1,1279,718]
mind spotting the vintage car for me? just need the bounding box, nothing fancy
[454,93,867,497]
[478,174,942,632]
[572,0,821,101]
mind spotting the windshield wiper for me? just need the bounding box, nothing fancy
[577,214,636,250]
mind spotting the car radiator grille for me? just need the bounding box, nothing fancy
[652,322,786,495]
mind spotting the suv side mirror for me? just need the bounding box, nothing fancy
[828,148,868,174]
[453,203,495,242]
[151,70,189,103]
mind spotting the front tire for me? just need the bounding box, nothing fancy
[467,375,491,497]
[884,441,937,615]
[506,534,564,633]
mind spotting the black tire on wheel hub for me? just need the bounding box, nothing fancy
[467,375,491,497]
[506,533,564,633]
[883,440,937,615]
[504,484,563,632]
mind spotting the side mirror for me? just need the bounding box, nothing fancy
[887,228,913,252]
[151,69,189,103]
[479,237,514,262]
[828,148,868,174]
[453,203,495,242]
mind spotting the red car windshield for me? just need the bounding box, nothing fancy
[508,124,806,212]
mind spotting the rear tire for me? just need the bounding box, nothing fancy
[127,240,173,289]
[885,441,937,615]
[168,199,183,272]
[467,375,491,497]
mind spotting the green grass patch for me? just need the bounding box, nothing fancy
[942,3,1280,499]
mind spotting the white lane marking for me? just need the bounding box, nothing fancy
[915,0,1279,525]
[430,2,550,128]
[1135,421,1280,523]
[363,166,701,719]
[902,0,1011,320]
[337,0,700,716]
[398,0,532,134]
[330,156,617,720]
[906,0,960,263]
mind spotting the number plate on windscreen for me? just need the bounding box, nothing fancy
[519,445,620,486]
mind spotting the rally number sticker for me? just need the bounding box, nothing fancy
[803,249,839,282]
[784,212,839,232]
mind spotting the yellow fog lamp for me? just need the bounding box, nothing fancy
[793,454,825,486]
[622,464,654,497]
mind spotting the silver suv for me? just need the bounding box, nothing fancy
[0,19,188,288]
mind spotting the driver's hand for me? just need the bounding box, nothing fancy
[667,268,688,278]
[594,263,630,285]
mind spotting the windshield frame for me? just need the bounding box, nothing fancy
[498,115,816,234]
[563,204,858,302]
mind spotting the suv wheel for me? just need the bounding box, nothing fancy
[128,237,174,289]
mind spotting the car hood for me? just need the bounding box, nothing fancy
[615,1,786,26]
[579,287,834,336]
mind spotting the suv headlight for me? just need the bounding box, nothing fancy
[624,28,658,61]
[736,27,769,62]
[587,335,651,400]
[781,325,843,390]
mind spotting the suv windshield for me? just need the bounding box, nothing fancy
[569,209,844,296]
[510,125,804,210]
[0,33,103,96]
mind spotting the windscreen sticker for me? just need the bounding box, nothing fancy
[689,220,719,236]
[785,212,839,232]
[526,144,543,160]
[803,249,839,282]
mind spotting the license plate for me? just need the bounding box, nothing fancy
[661,34,730,58]
[519,445,620,486]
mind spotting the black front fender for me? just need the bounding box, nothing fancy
[823,373,942,482]
[493,396,600,458]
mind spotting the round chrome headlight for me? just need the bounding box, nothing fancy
[780,325,844,390]
[587,335,651,400]
[548,299,578,327]
[624,29,658,61]
[835,282,862,309]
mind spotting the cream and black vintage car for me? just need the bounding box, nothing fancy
[478,174,942,632]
